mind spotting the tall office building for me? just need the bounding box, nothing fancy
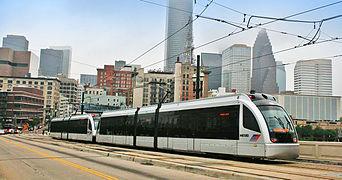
[276,61,286,93]
[2,35,28,51]
[39,47,71,77]
[164,0,193,72]
[39,49,64,77]
[251,29,279,94]
[294,59,332,96]
[221,44,251,93]
[50,46,72,78]
[201,52,222,90]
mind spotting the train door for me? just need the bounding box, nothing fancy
[237,104,265,157]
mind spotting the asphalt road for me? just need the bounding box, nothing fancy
[0,135,216,180]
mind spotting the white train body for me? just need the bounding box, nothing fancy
[97,93,299,159]
[50,114,97,143]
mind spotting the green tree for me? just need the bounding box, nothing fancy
[325,129,338,141]
[313,126,325,140]
[28,116,41,127]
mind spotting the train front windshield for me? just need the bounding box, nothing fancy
[258,106,297,143]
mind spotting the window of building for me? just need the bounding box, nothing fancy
[40,82,44,85]
[48,82,52,85]
[16,81,20,84]
[28,81,32,84]
[34,81,38,85]
[8,80,12,83]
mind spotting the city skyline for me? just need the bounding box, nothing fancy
[1,0,342,95]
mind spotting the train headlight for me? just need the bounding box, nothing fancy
[271,138,277,143]
[293,138,297,143]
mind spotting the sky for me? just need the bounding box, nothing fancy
[0,0,342,95]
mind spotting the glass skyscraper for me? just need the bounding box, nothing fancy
[251,29,279,94]
[164,0,193,72]
[221,44,251,93]
[201,52,222,90]
[276,61,286,93]
[39,49,64,77]
[294,59,332,96]
[50,46,72,78]
[2,35,29,51]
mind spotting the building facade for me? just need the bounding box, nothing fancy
[80,74,97,86]
[0,48,39,77]
[0,76,61,122]
[97,64,134,106]
[0,87,44,125]
[97,65,115,87]
[221,44,251,93]
[57,74,78,114]
[84,91,126,108]
[294,59,332,96]
[201,52,222,90]
[59,95,72,118]
[133,68,174,107]
[50,46,72,78]
[164,0,193,72]
[174,61,209,102]
[251,29,279,94]
[2,35,28,51]
[39,48,64,77]
[273,94,341,121]
[276,61,286,93]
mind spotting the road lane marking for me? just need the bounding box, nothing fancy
[0,137,120,180]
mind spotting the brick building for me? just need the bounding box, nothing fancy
[0,76,60,121]
[97,65,134,106]
[0,87,44,125]
[174,61,209,102]
[0,48,39,77]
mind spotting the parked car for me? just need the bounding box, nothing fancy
[0,129,5,135]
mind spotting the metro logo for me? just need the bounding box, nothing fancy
[250,134,261,142]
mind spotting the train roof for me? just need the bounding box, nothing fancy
[51,114,91,122]
[101,94,250,117]
[101,93,281,118]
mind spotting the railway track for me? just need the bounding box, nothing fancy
[13,134,342,179]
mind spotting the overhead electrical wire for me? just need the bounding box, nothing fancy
[124,0,213,67]
[142,1,342,69]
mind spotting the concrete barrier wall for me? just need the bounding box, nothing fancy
[299,141,342,161]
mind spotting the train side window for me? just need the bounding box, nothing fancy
[243,106,260,132]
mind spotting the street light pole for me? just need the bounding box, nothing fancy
[196,55,200,99]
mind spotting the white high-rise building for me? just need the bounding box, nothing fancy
[294,59,332,96]
[164,0,193,72]
[221,44,251,93]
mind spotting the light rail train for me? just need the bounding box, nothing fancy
[50,93,299,159]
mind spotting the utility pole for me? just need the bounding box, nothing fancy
[196,55,200,99]
[81,91,85,114]
[81,84,89,114]
[148,81,169,149]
